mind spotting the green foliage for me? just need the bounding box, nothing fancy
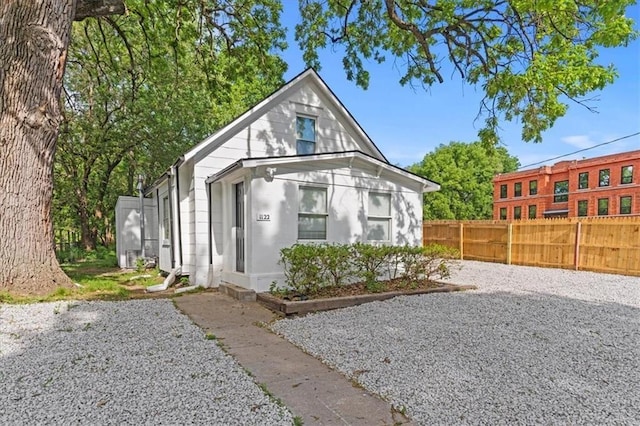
[296,0,637,144]
[54,0,288,247]
[403,244,460,282]
[277,242,459,296]
[409,141,520,219]
[351,243,390,288]
[316,243,355,287]
[279,244,326,295]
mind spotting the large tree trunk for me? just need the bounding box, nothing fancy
[0,0,123,295]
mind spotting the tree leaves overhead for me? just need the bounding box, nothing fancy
[55,0,287,247]
[409,141,520,219]
[296,0,637,144]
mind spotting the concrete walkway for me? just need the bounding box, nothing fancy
[174,291,413,425]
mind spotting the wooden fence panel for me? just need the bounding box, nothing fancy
[579,221,640,276]
[511,222,576,269]
[423,217,640,277]
[462,224,508,263]
[423,223,460,251]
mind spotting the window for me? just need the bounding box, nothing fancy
[599,169,610,187]
[296,116,316,155]
[578,172,589,190]
[597,198,609,216]
[621,165,633,184]
[367,192,392,241]
[577,200,588,217]
[162,196,170,240]
[500,184,507,199]
[499,207,507,220]
[553,180,569,203]
[529,180,537,196]
[513,206,522,219]
[528,205,537,219]
[620,196,632,215]
[514,182,522,197]
[298,187,327,239]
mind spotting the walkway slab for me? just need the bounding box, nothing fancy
[174,291,413,425]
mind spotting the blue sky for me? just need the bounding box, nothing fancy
[279,3,640,169]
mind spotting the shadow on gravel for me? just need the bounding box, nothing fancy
[273,290,640,425]
[0,300,292,425]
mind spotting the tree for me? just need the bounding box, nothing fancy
[0,0,285,294]
[409,142,519,219]
[296,0,637,144]
[54,1,286,249]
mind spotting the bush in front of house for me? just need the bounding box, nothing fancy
[276,242,459,297]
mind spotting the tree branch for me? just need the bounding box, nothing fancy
[75,0,125,21]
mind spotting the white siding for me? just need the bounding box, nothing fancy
[244,166,423,292]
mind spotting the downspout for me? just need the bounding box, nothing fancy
[175,161,184,267]
[137,175,145,259]
[207,181,213,264]
[167,170,175,269]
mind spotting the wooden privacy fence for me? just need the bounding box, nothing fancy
[423,217,640,276]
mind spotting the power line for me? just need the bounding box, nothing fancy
[517,132,640,170]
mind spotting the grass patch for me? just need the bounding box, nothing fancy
[1,250,166,304]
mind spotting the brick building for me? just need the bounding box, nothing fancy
[493,149,640,220]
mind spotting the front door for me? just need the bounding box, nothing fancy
[234,182,245,273]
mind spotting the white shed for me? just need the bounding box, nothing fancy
[114,196,158,268]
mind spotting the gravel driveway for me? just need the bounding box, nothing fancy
[271,261,640,425]
[0,299,293,425]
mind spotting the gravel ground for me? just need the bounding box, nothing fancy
[0,299,293,425]
[271,261,640,425]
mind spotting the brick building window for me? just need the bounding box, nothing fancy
[499,207,507,220]
[554,180,569,202]
[514,182,522,197]
[500,184,507,198]
[599,169,610,187]
[621,166,633,184]
[578,172,589,189]
[528,205,537,219]
[529,180,537,195]
[577,200,588,217]
[597,198,609,216]
[514,206,522,219]
[620,196,632,215]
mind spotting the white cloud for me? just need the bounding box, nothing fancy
[561,135,597,149]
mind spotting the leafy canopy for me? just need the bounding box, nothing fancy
[296,0,637,144]
[54,0,288,246]
[409,141,519,219]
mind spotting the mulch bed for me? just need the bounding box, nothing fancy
[277,278,441,301]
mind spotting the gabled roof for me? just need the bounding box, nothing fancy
[205,150,440,193]
[182,68,387,164]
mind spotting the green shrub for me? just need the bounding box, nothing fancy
[279,244,325,295]
[316,243,355,287]
[403,244,459,281]
[351,243,390,286]
[277,242,459,296]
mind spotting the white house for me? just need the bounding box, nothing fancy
[117,69,439,292]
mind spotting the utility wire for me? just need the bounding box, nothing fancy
[517,132,640,170]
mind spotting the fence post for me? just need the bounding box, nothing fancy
[459,223,464,259]
[574,222,581,270]
[506,223,513,265]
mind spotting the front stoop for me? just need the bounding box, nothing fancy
[257,282,477,316]
[218,283,256,302]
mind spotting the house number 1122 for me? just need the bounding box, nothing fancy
[257,214,270,221]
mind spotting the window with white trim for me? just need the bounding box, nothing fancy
[298,187,327,239]
[367,192,391,241]
[296,116,316,155]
